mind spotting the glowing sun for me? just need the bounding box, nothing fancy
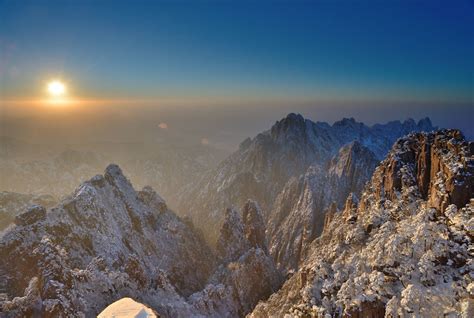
[47,80,66,97]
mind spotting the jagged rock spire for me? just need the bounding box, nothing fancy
[242,200,267,252]
[216,208,249,263]
[217,200,269,263]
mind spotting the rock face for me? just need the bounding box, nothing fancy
[326,141,379,207]
[0,165,281,317]
[372,129,473,212]
[177,114,435,246]
[241,201,267,252]
[209,201,282,316]
[249,130,474,317]
[216,208,250,263]
[267,142,379,272]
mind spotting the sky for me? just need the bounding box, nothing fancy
[0,0,473,146]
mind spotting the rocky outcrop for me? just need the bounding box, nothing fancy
[372,129,473,212]
[249,130,473,317]
[241,200,267,252]
[209,248,281,316]
[216,200,268,263]
[327,141,379,207]
[14,205,46,226]
[216,208,250,263]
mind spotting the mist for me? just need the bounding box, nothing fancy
[1,99,472,154]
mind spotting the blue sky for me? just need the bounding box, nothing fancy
[0,0,473,144]
[1,0,473,101]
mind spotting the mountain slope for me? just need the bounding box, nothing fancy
[249,129,473,317]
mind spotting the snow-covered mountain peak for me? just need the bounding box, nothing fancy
[270,113,306,137]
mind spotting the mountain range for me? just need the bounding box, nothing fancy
[177,114,435,269]
[1,114,472,317]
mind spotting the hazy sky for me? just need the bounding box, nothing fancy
[0,0,473,146]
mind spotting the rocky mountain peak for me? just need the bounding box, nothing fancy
[329,141,378,178]
[103,163,135,194]
[417,117,433,131]
[269,113,312,143]
[372,129,473,212]
[177,113,437,248]
[241,200,267,252]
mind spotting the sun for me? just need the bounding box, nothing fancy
[47,80,66,97]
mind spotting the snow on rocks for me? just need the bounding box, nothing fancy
[249,130,474,317]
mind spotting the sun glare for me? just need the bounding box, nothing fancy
[47,80,66,97]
